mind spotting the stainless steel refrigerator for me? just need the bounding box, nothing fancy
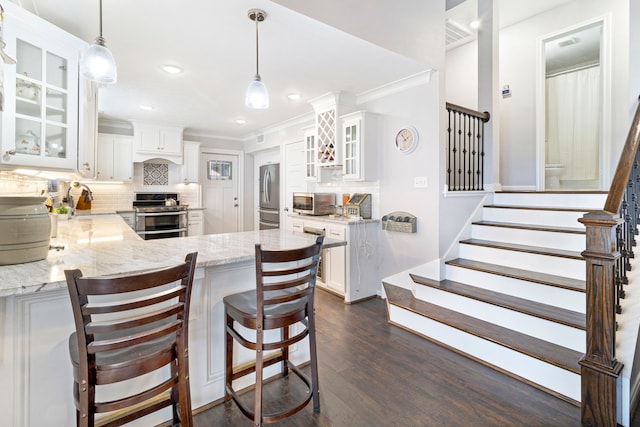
[259,163,280,229]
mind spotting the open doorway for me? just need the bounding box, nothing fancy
[536,17,610,190]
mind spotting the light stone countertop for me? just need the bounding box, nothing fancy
[287,213,379,225]
[0,214,344,297]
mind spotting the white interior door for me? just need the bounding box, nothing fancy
[202,153,239,234]
[283,140,306,231]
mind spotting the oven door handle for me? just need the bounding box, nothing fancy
[137,227,188,235]
[135,211,187,217]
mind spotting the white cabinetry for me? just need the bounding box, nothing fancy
[304,130,317,181]
[187,210,204,236]
[341,111,379,181]
[323,226,346,294]
[132,122,183,163]
[182,141,200,183]
[76,79,98,178]
[96,134,133,182]
[288,215,379,303]
[0,3,85,170]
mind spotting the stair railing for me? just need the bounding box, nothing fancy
[445,103,491,191]
[579,97,640,426]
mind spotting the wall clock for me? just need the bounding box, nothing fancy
[395,126,419,154]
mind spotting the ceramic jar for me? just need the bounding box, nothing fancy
[0,196,51,265]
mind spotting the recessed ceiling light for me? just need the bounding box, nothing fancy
[287,93,301,101]
[235,118,247,125]
[161,65,183,74]
[469,20,480,29]
[139,105,154,111]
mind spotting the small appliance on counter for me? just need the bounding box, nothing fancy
[292,192,335,216]
[344,193,372,219]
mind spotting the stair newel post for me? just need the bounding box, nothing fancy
[578,211,624,427]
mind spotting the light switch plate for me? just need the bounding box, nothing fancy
[414,176,428,188]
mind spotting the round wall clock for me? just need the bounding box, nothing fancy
[395,126,419,154]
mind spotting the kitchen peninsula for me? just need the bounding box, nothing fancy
[0,215,346,426]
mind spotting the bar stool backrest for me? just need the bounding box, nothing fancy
[65,252,197,426]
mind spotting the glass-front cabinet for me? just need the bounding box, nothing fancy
[304,128,317,181]
[340,111,380,181]
[1,4,84,170]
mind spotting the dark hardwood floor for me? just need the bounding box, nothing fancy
[194,289,580,426]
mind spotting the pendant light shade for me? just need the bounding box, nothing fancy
[245,9,268,109]
[245,75,269,109]
[81,0,117,84]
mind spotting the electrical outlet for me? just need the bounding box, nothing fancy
[414,176,428,188]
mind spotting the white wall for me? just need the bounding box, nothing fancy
[447,0,630,189]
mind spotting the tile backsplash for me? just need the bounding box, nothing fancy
[0,165,201,211]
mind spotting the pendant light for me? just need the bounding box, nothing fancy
[245,9,268,109]
[80,0,117,84]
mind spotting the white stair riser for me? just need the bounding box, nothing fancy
[459,244,585,280]
[493,192,606,208]
[472,225,585,252]
[483,207,587,228]
[445,265,585,313]
[388,304,581,401]
[413,285,585,352]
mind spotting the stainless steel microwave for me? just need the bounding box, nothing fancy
[292,192,335,216]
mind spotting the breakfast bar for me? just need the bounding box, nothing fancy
[0,214,345,426]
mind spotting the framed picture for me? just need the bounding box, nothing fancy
[207,160,232,180]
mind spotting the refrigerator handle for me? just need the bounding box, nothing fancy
[265,169,270,204]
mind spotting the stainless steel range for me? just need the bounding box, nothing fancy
[133,193,187,240]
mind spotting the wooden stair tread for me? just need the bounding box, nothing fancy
[460,238,584,260]
[473,220,585,234]
[484,204,596,213]
[446,258,586,293]
[409,273,585,330]
[383,283,582,375]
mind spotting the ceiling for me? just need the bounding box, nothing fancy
[9,0,576,140]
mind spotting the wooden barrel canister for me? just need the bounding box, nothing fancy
[0,196,51,265]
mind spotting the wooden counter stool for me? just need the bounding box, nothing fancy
[224,236,324,426]
[64,252,198,427]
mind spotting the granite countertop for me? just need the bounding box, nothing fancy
[287,213,379,225]
[0,215,344,297]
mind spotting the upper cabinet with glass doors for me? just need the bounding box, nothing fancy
[0,3,86,170]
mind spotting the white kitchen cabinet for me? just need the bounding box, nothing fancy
[315,106,339,168]
[341,111,379,181]
[187,209,204,236]
[287,215,379,303]
[323,226,346,294]
[304,129,317,181]
[182,141,200,183]
[76,78,98,178]
[132,122,183,163]
[96,134,133,182]
[0,3,85,171]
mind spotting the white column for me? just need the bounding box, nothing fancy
[477,0,500,190]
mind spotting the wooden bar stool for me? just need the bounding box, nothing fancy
[64,252,198,427]
[224,236,324,426]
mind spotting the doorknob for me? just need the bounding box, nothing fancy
[234,204,238,207]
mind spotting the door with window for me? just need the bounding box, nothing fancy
[202,153,239,234]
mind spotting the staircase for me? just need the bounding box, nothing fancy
[383,191,609,406]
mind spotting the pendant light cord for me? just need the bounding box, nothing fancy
[255,16,259,77]
[99,0,103,39]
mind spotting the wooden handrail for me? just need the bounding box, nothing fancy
[579,97,640,426]
[603,96,640,213]
[446,102,491,122]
